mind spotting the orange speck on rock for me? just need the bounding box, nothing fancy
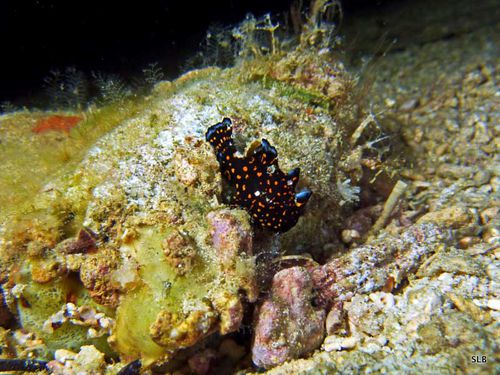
[32,115,82,134]
[382,276,395,292]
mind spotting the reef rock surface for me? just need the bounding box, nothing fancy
[0,31,358,370]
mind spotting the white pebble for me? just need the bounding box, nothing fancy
[377,336,389,346]
[55,349,77,364]
[487,299,500,311]
[323,336,359,352]
[87,328,99,338]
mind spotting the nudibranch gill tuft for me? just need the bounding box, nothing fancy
[206,117,312,232]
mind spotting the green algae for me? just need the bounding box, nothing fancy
[114,226,213,352]
[0,97,147,220]
[16,276,113,358]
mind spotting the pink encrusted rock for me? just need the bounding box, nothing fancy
[312,223,450,309]
[207,209,252,268]
[252,267,326,369]
[212,291,244,334]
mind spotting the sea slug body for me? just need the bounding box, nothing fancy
[206,118,312,232]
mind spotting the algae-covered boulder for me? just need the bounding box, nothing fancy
[0,42,359,367]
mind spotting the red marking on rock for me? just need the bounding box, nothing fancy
[32,115,82,134]
[63,228,98,254]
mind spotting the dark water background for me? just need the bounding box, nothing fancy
[0,0,495,106]
[0,0,396,104]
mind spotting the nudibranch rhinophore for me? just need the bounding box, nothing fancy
[206,117,312,232]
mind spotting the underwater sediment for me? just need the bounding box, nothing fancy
[0,1,499,374]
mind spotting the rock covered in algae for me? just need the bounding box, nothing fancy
[0,34,359,368]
